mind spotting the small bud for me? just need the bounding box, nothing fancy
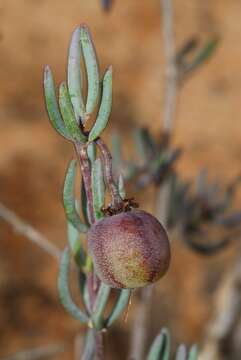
[87,210,170,289]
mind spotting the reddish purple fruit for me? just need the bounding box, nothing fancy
[87,210,171,289]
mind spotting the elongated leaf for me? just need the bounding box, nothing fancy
[58,247,88,323]
[147,329,166,360]
[133,128,156,164]
[63,160,88,233]
[91,282,111,330]
[192,37,219,68]
[175,345,187,360]
[188,345,198,360]
[91,159,105,220]
[184,37,219,75]
[106,289,131,327]
[87,142,97,164]
[59,82,86,143]
[67,221,85,266]
[80,26,100,116]
[161,329,170,360]
[44,66,70,139]
[88,67,112,141]
[79,273,92,314]
[68,27,85,121]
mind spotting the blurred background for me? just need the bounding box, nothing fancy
[0,0,241,359]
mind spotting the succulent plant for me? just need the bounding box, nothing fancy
[88,210,170,288]
[43,23,172,358]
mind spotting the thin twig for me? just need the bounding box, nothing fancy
[161,0,178,136]
[129,1,177,359]
[128,286,153,360]
[0,202,61,260]
[200,253,241,360]
[74,142,104,360]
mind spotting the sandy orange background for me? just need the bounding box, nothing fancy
[0,0,241,358]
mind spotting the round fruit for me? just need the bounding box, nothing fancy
[87,210,170,289]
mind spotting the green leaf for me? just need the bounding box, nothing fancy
[67,27,85,121]
[147,328,170,360]
[118,174,126,199]
[63,160,88,233]
[188,345,198,360]
[160,328,170,360]
[175,345,187,360]
[106,289,131,327]
[91,282,111,330]
[88,67,112,141]
[59,82,86,143]
[91,158,105,220]
[78,272,92,314]
[80,26,100,116]
[186,37,219,74]
[43,65,70,139]
[67,221,85,266]
[57,247,88,323]
[87,142,97,164]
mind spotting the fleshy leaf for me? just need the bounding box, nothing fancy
[91,158,105,220]
[106,289,131,327]
[184,37,219,75]
[175,345,187,360]
[87,142,97,164]
[88,67,112,142]
[44,66,70,139]
[67,27,85,121]
[80,26,100,117]
[67,221,85,266]
[147,328,170,360]
[188,345,198,360]
[63,160,88,233]
[91,282,111,330]
[59,82,86,143]
[58,247,88,323]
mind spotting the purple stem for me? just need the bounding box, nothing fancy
[74,142,103,359]
[96,138,123,208]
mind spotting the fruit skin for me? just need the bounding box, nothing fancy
[87,210,171,289]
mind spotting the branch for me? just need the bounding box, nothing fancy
[0,202,61,260]
[161,0,178,137]
[200,254,241,360]
[129,1,177,359]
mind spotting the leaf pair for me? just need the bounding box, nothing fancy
[147,328,198,360]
